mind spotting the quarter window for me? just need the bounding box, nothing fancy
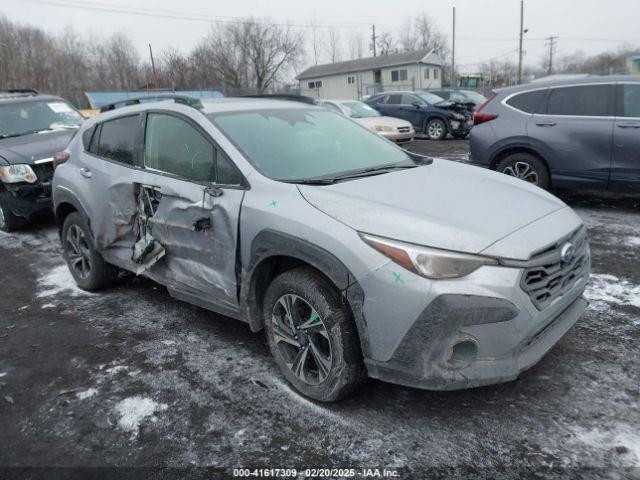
[144,113,215,183]
[506,89,547,114]
[618,84,640,117]
[96,115,139,165]
[391,69,408,82]
[546,84,612,116]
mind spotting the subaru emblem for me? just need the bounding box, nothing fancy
[560,243,575,263]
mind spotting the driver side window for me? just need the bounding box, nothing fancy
[401,94,421,105]
[144,113,215,183]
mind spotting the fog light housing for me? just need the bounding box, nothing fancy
[446,338,478,369]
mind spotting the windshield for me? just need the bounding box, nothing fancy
[416,92,446,104]
[208,108,411,181]
[341,101,380,118]
[0,100,83,138]
[460,90,487,103]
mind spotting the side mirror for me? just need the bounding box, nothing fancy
[412,102,421,109]
[205,186,223,198]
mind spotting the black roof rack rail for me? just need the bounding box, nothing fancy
[241,94,317,105]
[99,94,204,113]
[6,88,39,95]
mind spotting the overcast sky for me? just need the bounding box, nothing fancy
[4,0,640,74]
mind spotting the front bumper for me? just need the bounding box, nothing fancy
[380,131,414,144]
[1,181,53,218]
[358,256,590,391]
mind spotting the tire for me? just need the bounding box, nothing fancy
[424,118,447,141]
[0,194,28,232]
[496,153,550,190]
[61,212,118,291]
[263,267,366,402]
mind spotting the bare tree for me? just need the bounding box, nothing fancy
[347,31,365,60]
[308,13,322,65]
[158,47,191,90]
[376,31,395,56]
[325,27,341,63]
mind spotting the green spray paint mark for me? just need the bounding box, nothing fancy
[269,200,278,207]
[309,311,319,322]
[182,144,190,155]
[392,272,404,284]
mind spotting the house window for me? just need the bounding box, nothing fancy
[307,81,323,89]
[391,69,408,82]
[434,68,439,80]
[347,76,355,85]
[424,68,430,79]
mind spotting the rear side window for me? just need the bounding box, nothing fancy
[96,115,139,164]
[385,94,402,105]
[546,84,613,116]
[506,89,547,113]
[618,83,640,117]
[81,126,95,150]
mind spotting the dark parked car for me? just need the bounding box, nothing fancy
[0,90,84,231]
[469,76,640,191]
[365,91,472,140]
[428,88,487,107]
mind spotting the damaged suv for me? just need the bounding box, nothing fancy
[53,96,590,402]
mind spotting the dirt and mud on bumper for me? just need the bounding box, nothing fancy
[365,294,588,391]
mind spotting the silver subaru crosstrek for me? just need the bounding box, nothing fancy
[52,96,590,402]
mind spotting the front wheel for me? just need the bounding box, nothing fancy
[263,267,366,402]
[496,153,550,190]
[425,118,447,141]
[61,212,118,291]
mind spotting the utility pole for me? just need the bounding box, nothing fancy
[451,6,456,87]
[545,36,558,75]
[371,25,377,57]
[148,43,158,88]
[517,0,524,83]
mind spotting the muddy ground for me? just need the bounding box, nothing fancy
[1,138,639,479]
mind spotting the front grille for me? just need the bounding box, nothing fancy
[32,160,55,183]
[521,227,589,310]
[397,126,411,133]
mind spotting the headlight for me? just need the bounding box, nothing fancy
[360,233,498,279]
[372,125,394,132]
[0,164,37,184]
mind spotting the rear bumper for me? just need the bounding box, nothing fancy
[1,182,53,218]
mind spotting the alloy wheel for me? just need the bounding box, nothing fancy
[65,224,92,279]
[427,121,444,140]
[271,294,333,385]
[502,161,539,185]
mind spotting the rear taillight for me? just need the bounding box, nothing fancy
[53,152,69,168]
[473,94,498,126]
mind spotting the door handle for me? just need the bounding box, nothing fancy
[617,122,640,128]
[79,167,92,178]
[535,121,557,127]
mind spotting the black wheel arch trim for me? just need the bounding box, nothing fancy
[240,229,372,358]
[53,188,91,233]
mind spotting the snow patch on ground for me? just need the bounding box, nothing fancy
[623,236,640,247]
[0,372,7,378]
[114,396,167,436]
[76,388,98,400]
[105,365,128,375]
[36,264,91,299]
[572,426,640,466]
[585,274,640,310]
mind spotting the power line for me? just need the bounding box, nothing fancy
[19,0,377,29]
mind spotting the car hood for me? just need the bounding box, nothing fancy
[353,116,413,129]
[298,159,567,258]
[0,129,77,165]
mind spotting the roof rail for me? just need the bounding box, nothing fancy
[6,88,39,95]
[99,94,204,113]
[241,94,317,105]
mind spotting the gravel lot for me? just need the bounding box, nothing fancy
[1,138,639,478]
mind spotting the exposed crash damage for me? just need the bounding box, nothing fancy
[132,185,165,274]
